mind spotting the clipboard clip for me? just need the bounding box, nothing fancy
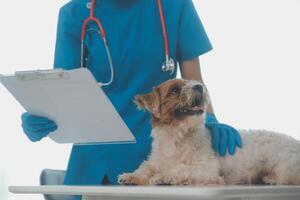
[15,69,69,81]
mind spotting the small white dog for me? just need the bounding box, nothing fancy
[118,79,300,185]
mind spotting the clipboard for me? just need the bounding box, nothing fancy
[0,68,136,145]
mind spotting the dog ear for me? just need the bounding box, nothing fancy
[134,87,161,118]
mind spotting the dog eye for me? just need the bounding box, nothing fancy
[169,86,180,95]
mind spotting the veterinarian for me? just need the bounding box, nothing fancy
[21,0,242,188]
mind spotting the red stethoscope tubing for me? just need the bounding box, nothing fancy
[81,0,106,41]
[157,0,169,57]
[81,0,170,58]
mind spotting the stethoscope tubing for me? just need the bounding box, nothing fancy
[157,0,169,58]
[82,29,114,86]
[80,0,173,86]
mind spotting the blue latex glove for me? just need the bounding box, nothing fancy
[21,112,58,142]
[205,113,242,156]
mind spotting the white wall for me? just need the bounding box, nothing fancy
[0,0,299,200]
[0,1,71,200]
[194,0,300,138]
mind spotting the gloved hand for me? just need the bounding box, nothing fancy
[205,113,242,156]
[21,112,58,142]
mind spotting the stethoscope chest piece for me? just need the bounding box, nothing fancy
[162,56,175,75]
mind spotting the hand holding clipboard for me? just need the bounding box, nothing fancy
[0,68,136,145]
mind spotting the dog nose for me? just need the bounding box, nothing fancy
[192,84,203,93]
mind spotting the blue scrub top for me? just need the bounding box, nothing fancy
[54,0,213,186]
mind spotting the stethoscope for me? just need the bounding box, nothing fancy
[81,0,175,86]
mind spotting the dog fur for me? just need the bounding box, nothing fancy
[118,79,300,186]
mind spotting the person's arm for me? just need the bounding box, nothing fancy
[180,57,242,156]
[176,0,242,156]
[179,58,214,114]
[53,3,81,69]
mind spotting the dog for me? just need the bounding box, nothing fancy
[118,79,300,186]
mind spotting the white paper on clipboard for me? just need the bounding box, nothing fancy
[0,68,136,145]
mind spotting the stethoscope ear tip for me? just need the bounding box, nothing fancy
[86,2,92,9]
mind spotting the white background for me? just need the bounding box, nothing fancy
[0,0,299,200]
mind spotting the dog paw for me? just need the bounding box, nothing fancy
[263,175,277,185]
[118,173,149,185]
[149,174,187,185]
[149,175,169,185]
[215,176,226,185]
[194,176,225,186]
[207,176,225,185]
